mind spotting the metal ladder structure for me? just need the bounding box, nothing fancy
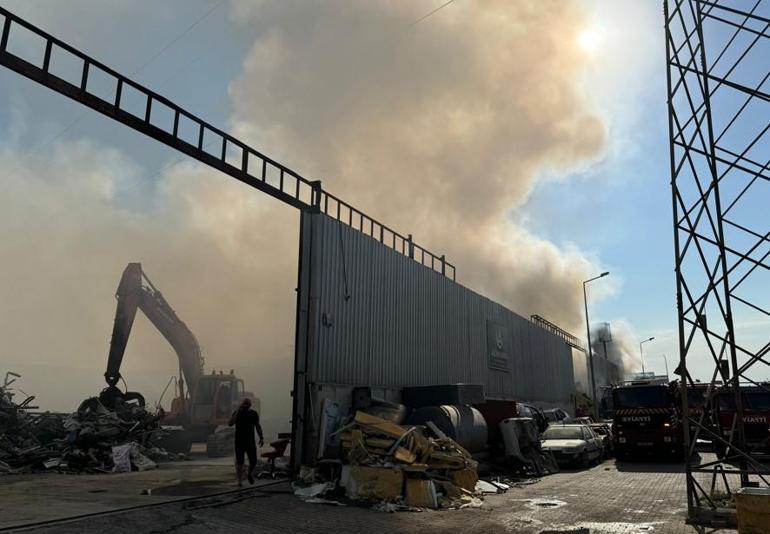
[0,7,455,280]
[665,0,770,528]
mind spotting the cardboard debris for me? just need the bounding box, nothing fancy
[452,468,479,492]
[340,412,477,470]
[353,411,407,439]
[393,447,417,464]
[405,478,438,508]
[401,463,429,472]
[292,410,489,511]
[366,437,395,450]
[347,465,404,501]
[335,411,480,509]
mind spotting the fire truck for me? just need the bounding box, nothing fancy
[713,385,770,461]
[611,380,682,460]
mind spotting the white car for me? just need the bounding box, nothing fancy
[540,424,604,468]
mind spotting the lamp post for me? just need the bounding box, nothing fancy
[639,336,655,374]
[584,271,609,417]
[661,353,670,380]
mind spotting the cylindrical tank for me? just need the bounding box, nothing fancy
[407,405,488,453]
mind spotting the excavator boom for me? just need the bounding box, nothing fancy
[104,263,203,396]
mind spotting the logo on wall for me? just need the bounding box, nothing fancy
[487,320,511,371]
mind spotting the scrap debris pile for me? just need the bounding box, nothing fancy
[297,411,504,510]
[1,375,177,474]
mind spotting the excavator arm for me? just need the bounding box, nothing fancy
[104,263,204,401]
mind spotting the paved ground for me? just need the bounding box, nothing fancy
[0,446,260,529]
[1,456,737,534]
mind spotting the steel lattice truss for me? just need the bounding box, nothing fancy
[665,0,770,527]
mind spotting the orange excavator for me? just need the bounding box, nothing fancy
[99,263,253,448]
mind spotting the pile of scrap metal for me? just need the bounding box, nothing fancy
[298,411,484,509]
[476,400,559,477]
[498,417,559,476]
[0,373,179,474]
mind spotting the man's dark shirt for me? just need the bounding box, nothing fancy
[229,409,263,447]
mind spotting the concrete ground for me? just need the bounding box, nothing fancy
[1,455,739,534]
[0,445,267,529]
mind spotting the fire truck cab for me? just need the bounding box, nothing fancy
[612,381,682,460]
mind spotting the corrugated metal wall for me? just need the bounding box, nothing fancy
[305,213,575,406]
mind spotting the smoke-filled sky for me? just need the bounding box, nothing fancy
[2,1,767,427]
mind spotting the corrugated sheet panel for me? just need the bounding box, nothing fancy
[307,213,575,406]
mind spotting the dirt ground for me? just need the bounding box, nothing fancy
[0,454,739,534]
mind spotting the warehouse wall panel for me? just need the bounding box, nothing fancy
[304,213,576,407]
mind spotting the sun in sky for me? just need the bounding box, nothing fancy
[577,26,604,54]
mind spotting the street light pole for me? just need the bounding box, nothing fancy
[662,353,670,380]
[639,336,655,375]
[583,271,609,418]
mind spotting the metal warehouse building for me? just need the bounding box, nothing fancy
[0,5,624,476]
[293,212,579,463]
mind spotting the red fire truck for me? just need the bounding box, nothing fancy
[611,380,682,460]
[713,385,770,460]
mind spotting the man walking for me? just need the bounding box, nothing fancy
[228,398,264,486]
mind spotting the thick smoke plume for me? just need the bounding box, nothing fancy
[590,321,642,381]
[2,1,613,432]
[0,141,299,434]
[228,0,607,333]
[572,350,590,395]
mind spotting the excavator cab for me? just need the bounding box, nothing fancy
[189,371,252,438]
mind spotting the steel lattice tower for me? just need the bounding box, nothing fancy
[665,0,770,527]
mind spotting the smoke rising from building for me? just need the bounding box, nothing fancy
[227,0,607,333]
[572,350,590,395]
[590,321,642,381]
